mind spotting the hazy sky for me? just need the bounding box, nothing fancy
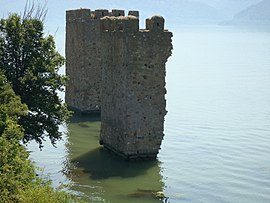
[0,0,265,53]
[0,0,263,20]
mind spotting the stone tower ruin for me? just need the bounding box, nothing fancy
[66,9,104,113]
[66,9,172,160]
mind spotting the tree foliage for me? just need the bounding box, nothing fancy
[0,73,84,203]
[0,73,27,139]
[0,72,36,202]
[0,12,70,147]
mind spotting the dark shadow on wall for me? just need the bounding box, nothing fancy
[69,147,158,180]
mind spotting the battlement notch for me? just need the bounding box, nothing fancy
[93,9,109,19]
[128,11,139,18]
[110,9,125,17]
[146,16,165,31]
[66,9,92,22]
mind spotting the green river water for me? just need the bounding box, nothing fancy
[28,26,270,203]
[64,115,165,203]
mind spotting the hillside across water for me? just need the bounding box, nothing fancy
[223,0,270,25]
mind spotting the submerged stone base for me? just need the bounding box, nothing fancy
[102,143,158,161]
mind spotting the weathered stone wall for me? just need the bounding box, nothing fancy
[99,15,173,159]
[66,9,105,113]
[66,9,138,113]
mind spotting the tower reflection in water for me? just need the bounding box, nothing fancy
[63,114,166,203]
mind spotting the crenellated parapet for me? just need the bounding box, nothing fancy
[66,9,132,22]
[100,13,166,33]
[66,9,167,32]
